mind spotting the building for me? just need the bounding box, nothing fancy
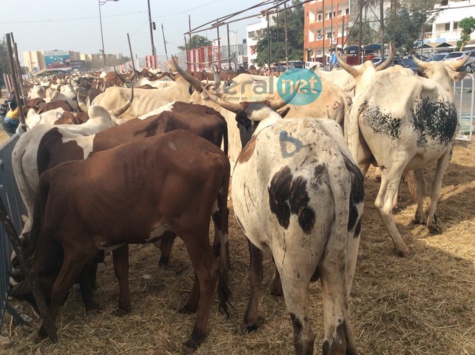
[304,0,350,64]
[22,51,45,73]
[246,15,275,67]
[427,0,475,46]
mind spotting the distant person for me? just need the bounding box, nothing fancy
[1,92,21,136]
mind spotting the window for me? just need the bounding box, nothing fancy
[317,30,322,39]
[309,10,316,23]
[309,29,315,42]
[338,10,342,16]
[454,22,458,30]
[318,11,322,22]
[445,23,450,31]
[346,8,349,15]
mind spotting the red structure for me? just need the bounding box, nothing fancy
[187,46,221,71]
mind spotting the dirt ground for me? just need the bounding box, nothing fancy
[1,138,474,354]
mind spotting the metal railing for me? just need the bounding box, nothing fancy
[454,73,474,141]
[0,133,26,332]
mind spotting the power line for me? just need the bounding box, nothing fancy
[0,11,145,25]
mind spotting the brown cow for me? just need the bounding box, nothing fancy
[11,129,231,351]
[11,102,229,315]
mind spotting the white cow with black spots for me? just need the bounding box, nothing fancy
[336,49,470,257]
[206,89,364,354]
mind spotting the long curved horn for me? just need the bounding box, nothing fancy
[172,57,203,92]
[412,55,430,70]
[336,47,359,77]
[111,86,134,117]
[202,84,243,113]
[213,65,221,88]
[446,52,472,71]
[269,82,301,111]
[375,42,394,71]
[114,66,130,85]
[76,90,88,113]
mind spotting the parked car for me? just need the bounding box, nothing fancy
[443,50,475,70]
[425,53,450,62]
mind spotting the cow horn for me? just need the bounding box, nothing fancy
[375,42,394,71]
[172,57,203,92]
[336,47,359,77]
[114,67,130,85]
[111,86,134,117]
[269,82,300,111]
[76,90,88,113]
[446,52,472,71]
[202,84,244,113]
[213,65,221,88]
[412,55,430,70]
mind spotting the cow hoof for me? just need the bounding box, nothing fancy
[394,247,410,258]
[238,318,264,334]
[428,225,442,234]
[86,308,101,317]
[412,218,424,225]
[113,308,130,317]
[179,304,198,314]
[32,328,48,343]
[158,257,169,268]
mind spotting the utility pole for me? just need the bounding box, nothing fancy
[284,1,289,67]
[358,0,363,64]
[322,0,326,67]
[162,24,168,60]
[147,0,156,56]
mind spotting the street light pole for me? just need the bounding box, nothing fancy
[98,0,119,67]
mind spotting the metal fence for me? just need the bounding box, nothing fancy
[454,73,474,141]
[0,133,26,332]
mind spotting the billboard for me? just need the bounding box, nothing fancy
[44,50,71,71]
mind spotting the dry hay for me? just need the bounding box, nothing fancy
[2,141,475,355]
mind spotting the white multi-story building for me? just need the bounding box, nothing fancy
[428,0,475,44]
[246,15,276,67]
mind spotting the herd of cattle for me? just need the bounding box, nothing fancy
[5,49,470,354]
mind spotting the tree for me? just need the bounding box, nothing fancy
[384,5,426,54]
[457,17,475,50]
[347,21,380,45]
[178,35,212,51]
[254,0,304,66]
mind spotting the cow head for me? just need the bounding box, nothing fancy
[335,43,394,89]
[412,54,471,83]
[202,85,297,148]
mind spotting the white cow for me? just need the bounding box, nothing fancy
[208,91,364,354]
[337,49,470,256]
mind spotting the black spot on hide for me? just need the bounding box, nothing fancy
[344,156,364,234]
[411,97,457,147]
[268,166,316,234]
[290,313,303,336]
[363,103,402,139]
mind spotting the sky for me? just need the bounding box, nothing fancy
[1,0,274,64]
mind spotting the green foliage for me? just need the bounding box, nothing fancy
[384,5,426,53]
[178,35,212,51]
[347,22,380,45]
[0,37,9,87]
[458,17,475,50]
[254,0,304,66]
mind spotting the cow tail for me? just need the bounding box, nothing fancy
[28,174,50,256]
[404,170,420,203]
[222,120,229,157]
[217,158,231,317]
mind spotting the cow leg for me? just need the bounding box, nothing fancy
[78,260,101,316]
[112,244,131,315]
[277,261,315,355]
[412,169,426,224]
[182,233,219,351]
[320,249,357,355]
[179,271,200,314]
[426,152,451,233]
[157,232,177,267]
[375,165,410,257]
[240,241,264,333]
[270,261,283,296]
[37,248,93,342]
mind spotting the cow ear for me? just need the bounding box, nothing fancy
[235,111,251,128]
[9,279,32,296]
[450,70,467,82]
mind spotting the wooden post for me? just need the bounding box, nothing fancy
[0,193,57,342]
[284,1,289,67]
[216,20,221,70]
[6,34,26,130]
[358,0,363,64]
[322,0,326,67]
[127,33,136,74]
[227,24,232,70]
[147,0,156,56]
[161,24,168,60]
